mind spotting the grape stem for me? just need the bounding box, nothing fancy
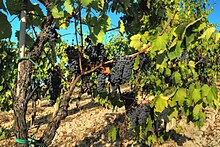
[159,0,180,36]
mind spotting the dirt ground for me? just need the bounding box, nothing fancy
[0,91,220,147]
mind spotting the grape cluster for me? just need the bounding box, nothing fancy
[47,66,61,105]
[97,73,107,92]
[110,56,134,86]
[85,42,106,65]
[46,28,58,41]
[65,46,79,74]
[127,104,150,129]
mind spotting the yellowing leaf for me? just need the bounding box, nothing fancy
[215,32,220,42]
[130,34,143,50]
[155,96,168,113]
[64,0,73,15]
[119,21,125,34]
[199,27,215,40]
[188,61,195,69]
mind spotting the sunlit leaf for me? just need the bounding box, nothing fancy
[173,88,186,106]
[199,27,215,40]
[151,33,169,53]
[155,96,168,113]
[201,84,211,97]
[51,6,64,18]
[64,0,73,15]
[130,34,143,50]
[193,103,203,119]
[192,88,201,104]
[81,0,93,6]
[119,21,125,34]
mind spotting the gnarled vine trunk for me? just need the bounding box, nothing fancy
[13,0,54,146]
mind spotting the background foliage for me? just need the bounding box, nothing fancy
[0,0,219,146]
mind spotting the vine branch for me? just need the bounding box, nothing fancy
[159,0,180,36]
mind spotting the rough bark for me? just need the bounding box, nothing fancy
[13,0,54,146]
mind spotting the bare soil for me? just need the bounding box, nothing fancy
[0,92,220,147]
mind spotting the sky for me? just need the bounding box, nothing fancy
[4,0,220,43]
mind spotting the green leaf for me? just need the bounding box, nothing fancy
[173,88,186,106]
[193,103,203,120]
[0,86,3,91]
[201,84,211,97]
[81,0,93,6]
[108,126,117,141]
[168,107,178,120]
[199,27,215,40]
[151,33,169,54]
[188,61,195,69]
[0,12,12,39]
[133,56,140,70]
[64,0,73,15]
[215,32,220,42]
[119,21,125,34]
[172,71,181,84]
[154,96,168,113]
[51,6,64,18]
[130,34,143,50]
[192,88,201,104]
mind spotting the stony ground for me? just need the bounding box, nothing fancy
[0,89,220,147]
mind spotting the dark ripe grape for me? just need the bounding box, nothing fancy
[126,104,150,129]
[68,60,79,74]
[47,67,61,105]
[97,73,107,92]
[121,57,134,83]
[139,54,148,67]
[46,28,58,41]
[110,57,134,86]
[85,43,106,65]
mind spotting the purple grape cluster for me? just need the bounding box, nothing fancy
[127,104,150,129]
[110,56,134,86]
[47,67,61,105]
[97,73,107,92]
[85,42,106,65]
[65,46,79,74]
[46,28,58,42]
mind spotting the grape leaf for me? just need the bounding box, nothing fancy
[0,12,12,39]
[64,0,73,15]
[215,32,220,42]
[108,126,117,141]
[173,88,186,106]
[119,21,125,34]
[133,56,140,70]
[51,6,64,18]
[130,34,143,50]
[151,33,168,54]
[155,96,168,113]
[192,88,201,104]
[172,71,181,84]
[201,84,211,97]
[81,0,93,6]
[199,27,215,40]
[193,103,203,120]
